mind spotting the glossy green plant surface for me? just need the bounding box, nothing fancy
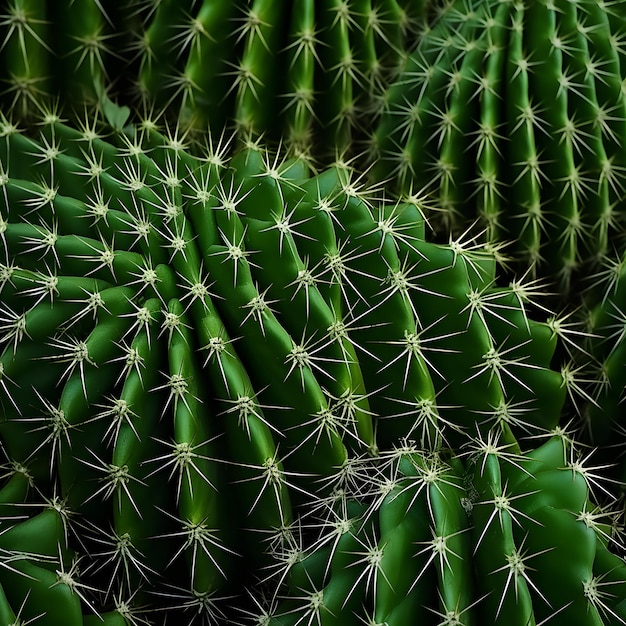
[0,111,601,623]
[0,0,432,162]
[370,0,626,293]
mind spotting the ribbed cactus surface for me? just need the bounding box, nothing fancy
[0,111,611,623]
[556,251,626,495]
[259,435,626,626]
[0,0,431,162]
[370,0,626,293]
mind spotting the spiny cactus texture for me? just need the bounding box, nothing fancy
[257,434,626,626]
[370,0,626,294]
[1,111,620,624]
[0,0,431,162]
[555,251,626,493]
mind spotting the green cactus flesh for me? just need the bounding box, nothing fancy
[0,0,432,163]
[557,250,626,494]
[370,0,626,294]
[0,110,624,624]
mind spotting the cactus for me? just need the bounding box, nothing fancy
[255,434,626,626]
[0,0,124,120]
[0,108,607,622]
[556,249,626,495]
[369,0,626,294]
[0,0,432,163]
[1,0,626,622]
